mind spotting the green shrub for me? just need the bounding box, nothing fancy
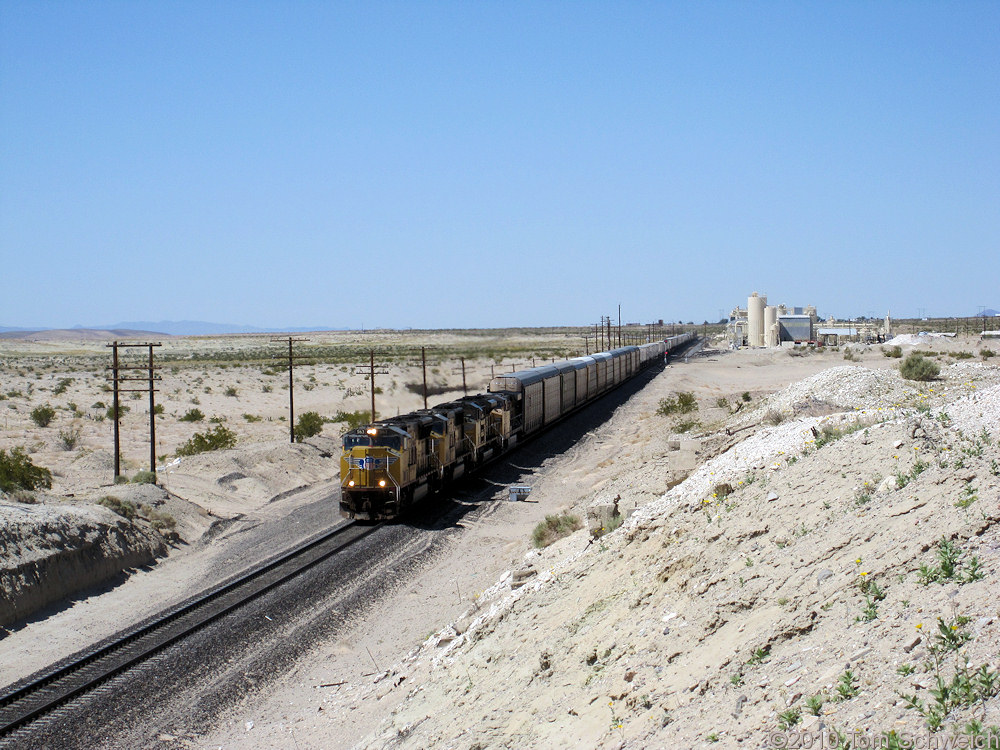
[676,392,697,412]
[741,391,752,402]
[30,404,56,427]
[106,404,130,420]
[176,425,237,456]
[224,386,238,397]
[764,409,786,426]
[243,413,262,422]
[883,345,903,358]
[153,404,165,415]
[146,507,176,532]
[900,353,940,382]
[53,377,73,395]
[179,408,204,423]
[97,495,137,520]
[58,426,82,450]
[532,512,582,548]
[981,348,995,360]
[294,411,324,442]
[657,392,697,416]
[0,447,53,493]
[131,470,157,484]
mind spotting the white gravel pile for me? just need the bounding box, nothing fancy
[751,366,907,419]
[886,333,940,346]
[633,416,824,526]
[944,382,1000,437]
[943,361,1000,384]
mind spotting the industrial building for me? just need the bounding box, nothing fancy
[727,292,891,348]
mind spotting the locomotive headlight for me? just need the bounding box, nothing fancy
[348,480,355,487]
[379,480,386,487]
[366,428,378,436]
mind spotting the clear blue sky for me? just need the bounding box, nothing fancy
[2,1,998,330]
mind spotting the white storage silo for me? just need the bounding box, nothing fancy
[748,293,766,347]
[764,305,778,347]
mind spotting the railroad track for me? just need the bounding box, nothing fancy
[0,520,380,741]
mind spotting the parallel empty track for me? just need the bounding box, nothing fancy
[0,520,379,740]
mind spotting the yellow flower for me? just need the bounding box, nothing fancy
[916,623,923,630]
[855,558,862,564]
[860,571,869,577]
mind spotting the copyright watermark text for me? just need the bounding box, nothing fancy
[767,729,1000,749]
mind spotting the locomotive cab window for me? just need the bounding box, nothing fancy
[343,435,371,448]
[372,435,402,450]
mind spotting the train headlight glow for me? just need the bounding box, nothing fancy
[348,480,355,487]
[379,480,386,487]
[366,428,378,435]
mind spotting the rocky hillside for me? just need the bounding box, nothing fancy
[364,359,1000,748]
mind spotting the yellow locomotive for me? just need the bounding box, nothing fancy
[339,394,515,520]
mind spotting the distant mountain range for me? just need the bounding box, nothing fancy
[0,321,339,337]
[97,321,335,336]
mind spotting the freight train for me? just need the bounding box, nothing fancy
[339,333,695,520]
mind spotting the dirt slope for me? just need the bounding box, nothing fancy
[357,352,1000,748]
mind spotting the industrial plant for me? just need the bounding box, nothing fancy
[727,292,891,348]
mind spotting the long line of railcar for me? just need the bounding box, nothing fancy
[339,333,694,520]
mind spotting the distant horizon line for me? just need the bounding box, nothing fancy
[2,309,998,338]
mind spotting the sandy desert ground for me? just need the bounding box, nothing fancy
[2,329,999,749]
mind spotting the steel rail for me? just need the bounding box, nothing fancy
[0,520,380,739]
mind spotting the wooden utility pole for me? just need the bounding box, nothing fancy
[148,345,156,474]
[271,337,309,443]
[353,350,388,423]
[112,343,120,478]
[422,346,428,409]
[454,357,467,395]
[107,341,161,480]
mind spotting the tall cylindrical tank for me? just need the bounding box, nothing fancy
[748,293,766,347]
[764,305,778,347]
